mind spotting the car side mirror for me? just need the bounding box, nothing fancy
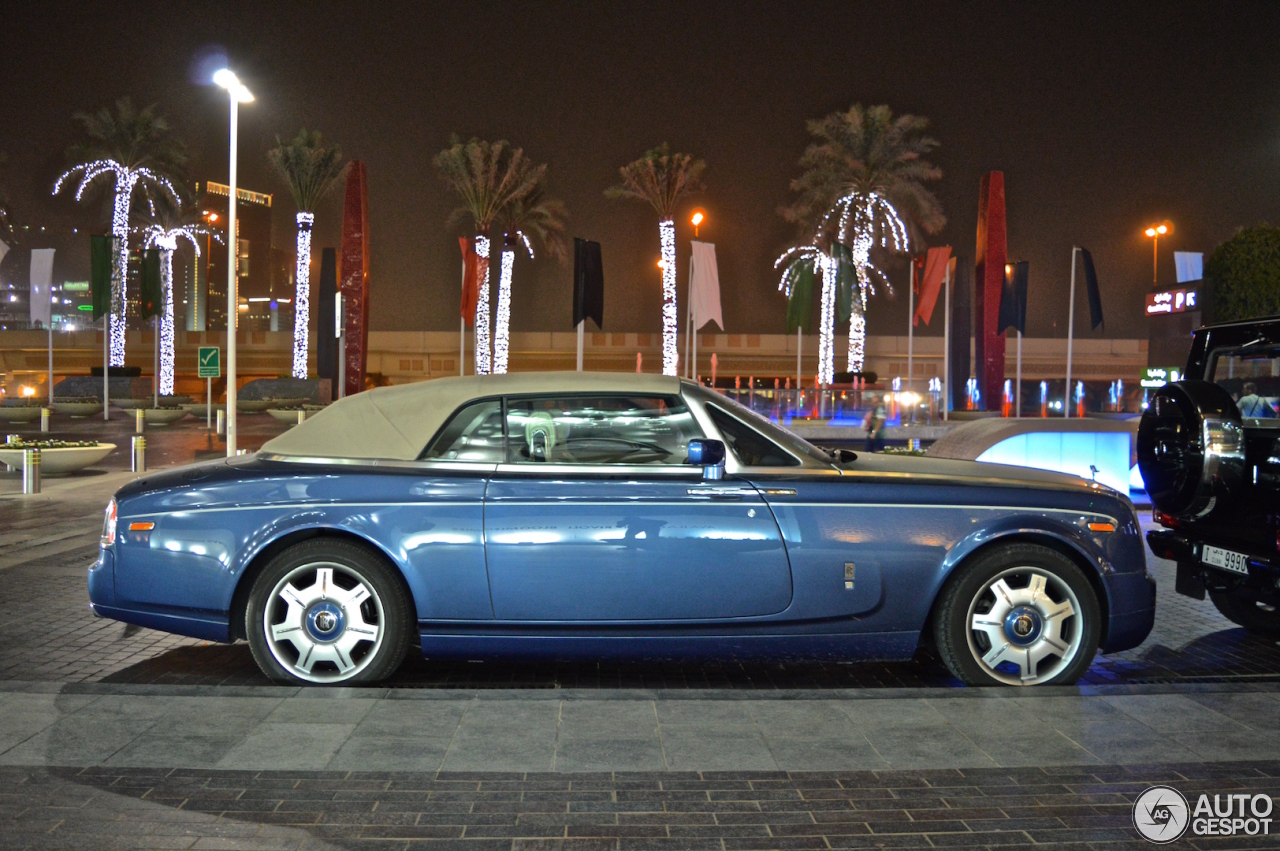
[687,439,726,481]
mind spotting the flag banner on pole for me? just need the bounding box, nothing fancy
[1080,247,1104,330]
[140,248,163,319]
[914,246,952,326]
[459,237,481,327]
[834,243,854,326]
[1174,251,1203,284]
[572,237,604,329]
[689,240,723,332]
[784,260,814,333]
[29,248,54,328]
[317,247,337,382]
[89,235,112,321]
[0,238,10,268]
[998,260,1029,334]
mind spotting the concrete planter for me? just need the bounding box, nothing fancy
[182,402,226,417]
[53,402,105,418]
[0,442,115,474]
[143,408,189,426]
[0,407,43,423]
[267,405,323,424]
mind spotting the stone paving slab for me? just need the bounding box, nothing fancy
[2,683,1279,772]
[1,761,1277,850]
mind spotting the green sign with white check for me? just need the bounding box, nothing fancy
[198,347,221,378]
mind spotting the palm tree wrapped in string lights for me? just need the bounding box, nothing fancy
[606,144,706,376]
[780,104,944,380]
[268,129,347,379]
[54,98,185,366]
[492,186,569,373]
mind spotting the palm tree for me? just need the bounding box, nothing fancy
[781,104,944,377]
[435,138,542,374]
[606,144,706,376]
[268,129,347,379]
[54,98,186,366]
[140,212,217,395]
[492,186,569,373]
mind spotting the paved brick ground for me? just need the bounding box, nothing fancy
[2,761,1278,850]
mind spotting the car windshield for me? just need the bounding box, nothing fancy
[1208,345,1280,425]
[683,383,833,465]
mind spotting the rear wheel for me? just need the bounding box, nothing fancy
[246,539,411,685]
[1209,587,1280,635]
[933,544,1101,686]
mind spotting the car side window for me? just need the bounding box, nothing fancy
[504,395,702,465]
[1210,348,1280,423]
[420,399,505,462]
[706,405,799,466]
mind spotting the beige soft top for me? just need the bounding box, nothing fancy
[259,371,684,461]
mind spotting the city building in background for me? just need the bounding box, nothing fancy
[196,181,291,333]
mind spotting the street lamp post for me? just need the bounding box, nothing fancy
[1143,221,1171,288]
[685,211,706,378]
[213,69,253,457]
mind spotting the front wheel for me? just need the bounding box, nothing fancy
[246,539,412,685]
[1209,588,1280,635]
[933,544,1101,686]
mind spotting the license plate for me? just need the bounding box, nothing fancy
[1202,545,1251,575]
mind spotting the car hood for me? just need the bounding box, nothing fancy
[839,451,1113,494]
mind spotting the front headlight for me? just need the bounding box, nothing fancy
[101,498,117,547]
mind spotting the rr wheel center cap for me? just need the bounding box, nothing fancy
[1004,606,1043,646]
[305,602,346,642]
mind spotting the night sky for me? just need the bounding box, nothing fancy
[4,2,1280,340]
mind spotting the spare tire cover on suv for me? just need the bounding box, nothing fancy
[1137,380,1246,519]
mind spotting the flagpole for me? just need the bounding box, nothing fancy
[796,326,801,391]
[153,318,159,408]
[1065,247,1078,419]
[576,320,584,371]
[459,257,466,376]
[1016,330,1022,418]
[48,325,54,409]
[102,311,109,421]
[942,263,951,422]
[907,261,914,394]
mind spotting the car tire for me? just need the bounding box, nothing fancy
[1208,588,1280,635]
[933,543,1101,686]
[246,539,412,685]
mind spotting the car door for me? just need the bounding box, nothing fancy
[482,392,794,621]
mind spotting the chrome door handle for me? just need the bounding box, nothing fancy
[686,487,754,499]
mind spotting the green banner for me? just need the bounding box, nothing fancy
[783,258,815,333]
[140,248,162,319]
[89,235,113,321]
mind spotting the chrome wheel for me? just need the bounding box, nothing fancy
[262,562,385,683]
[964,566,1084,685]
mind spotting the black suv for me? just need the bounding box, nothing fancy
[1140,316,1280,634]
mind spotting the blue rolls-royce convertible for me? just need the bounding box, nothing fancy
[89,373,1154,686]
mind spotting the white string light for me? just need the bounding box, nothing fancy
[492,231,533,375]
[292,212,314,379]
[833,191,908,373]
[54,161,178,367]
[775,244,835,385]
[494,247,514,374]
[473,234,491,375]
[659,219,677,375]
[141,224,207,397]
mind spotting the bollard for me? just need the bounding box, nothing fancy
[216,409,226,436]
[131,435,146,473]
[40,408,50,433]
[6,434,19,444]
[22,448,40,494]
[296,410,306,426]
[135,408,145,434]
[235,448,248,456]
